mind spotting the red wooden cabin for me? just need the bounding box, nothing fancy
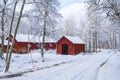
[6,34,39,53]
[7,34,56,53]
[57,36,85,55]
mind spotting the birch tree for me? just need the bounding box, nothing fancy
[0,0,8,59]
[4,0,26,72]
[86,0,103,52]
[6,0,17,62]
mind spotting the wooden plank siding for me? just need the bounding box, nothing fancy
[5,34,56,54]
[57,36,85,55]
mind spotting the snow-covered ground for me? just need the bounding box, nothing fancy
[0,49,120,80]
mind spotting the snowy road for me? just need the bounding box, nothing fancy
[50,54,112,80]
[6,50,120,80]
[39,53,111,80]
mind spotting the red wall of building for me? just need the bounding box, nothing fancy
[74,44,85,55]
[57,36,85,55]
[57,37,73,55]
[5,35,56,53]
[57,37,74,55]
[13,42,30,53]
[45,43,56,50]
[13,42,56,53]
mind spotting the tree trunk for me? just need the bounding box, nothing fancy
[119,34,120,51]
[114,34,117,49]
[6,0,17,62]
[41,8,48,62]
[0,0,7,59]
[93,32,95,52]
[4,0,25,72]
[109,32,112,49]
[98,35,101,52]
[85,34,88,53]
[95,32,97,53]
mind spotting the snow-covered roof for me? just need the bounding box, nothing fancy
[64,36,85,44]
[15,34,39,42]
[12,34,56,43]
[39,36,56,43]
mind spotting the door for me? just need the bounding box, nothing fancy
[62,44,68,55]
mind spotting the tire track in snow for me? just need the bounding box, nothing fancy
[44,54,113,80]
[36,60,88,80]
[33,55,97,80]
[28,56,94,80]
[70,59,108,80]
[72,60,107,80]
[71,54,114,80]
[96,53,120,80]
[95,54,114,80]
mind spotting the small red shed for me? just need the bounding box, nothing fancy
[57,36,85,55]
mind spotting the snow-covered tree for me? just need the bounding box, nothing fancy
[86,0,103,52]
[61,16,77,36]
[101,0,120,50]
[86,0,120,51]
[32,0,60,62]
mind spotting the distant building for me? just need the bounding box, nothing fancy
[57,36,85,55]
[6,34,56,53]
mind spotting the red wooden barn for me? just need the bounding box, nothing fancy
[39,36,56,50]
[57,36,85,55]
[6,34,39,53]
[7,34,56,53]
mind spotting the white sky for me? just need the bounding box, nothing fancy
[59,0,80,8]
[59,0,87,19]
